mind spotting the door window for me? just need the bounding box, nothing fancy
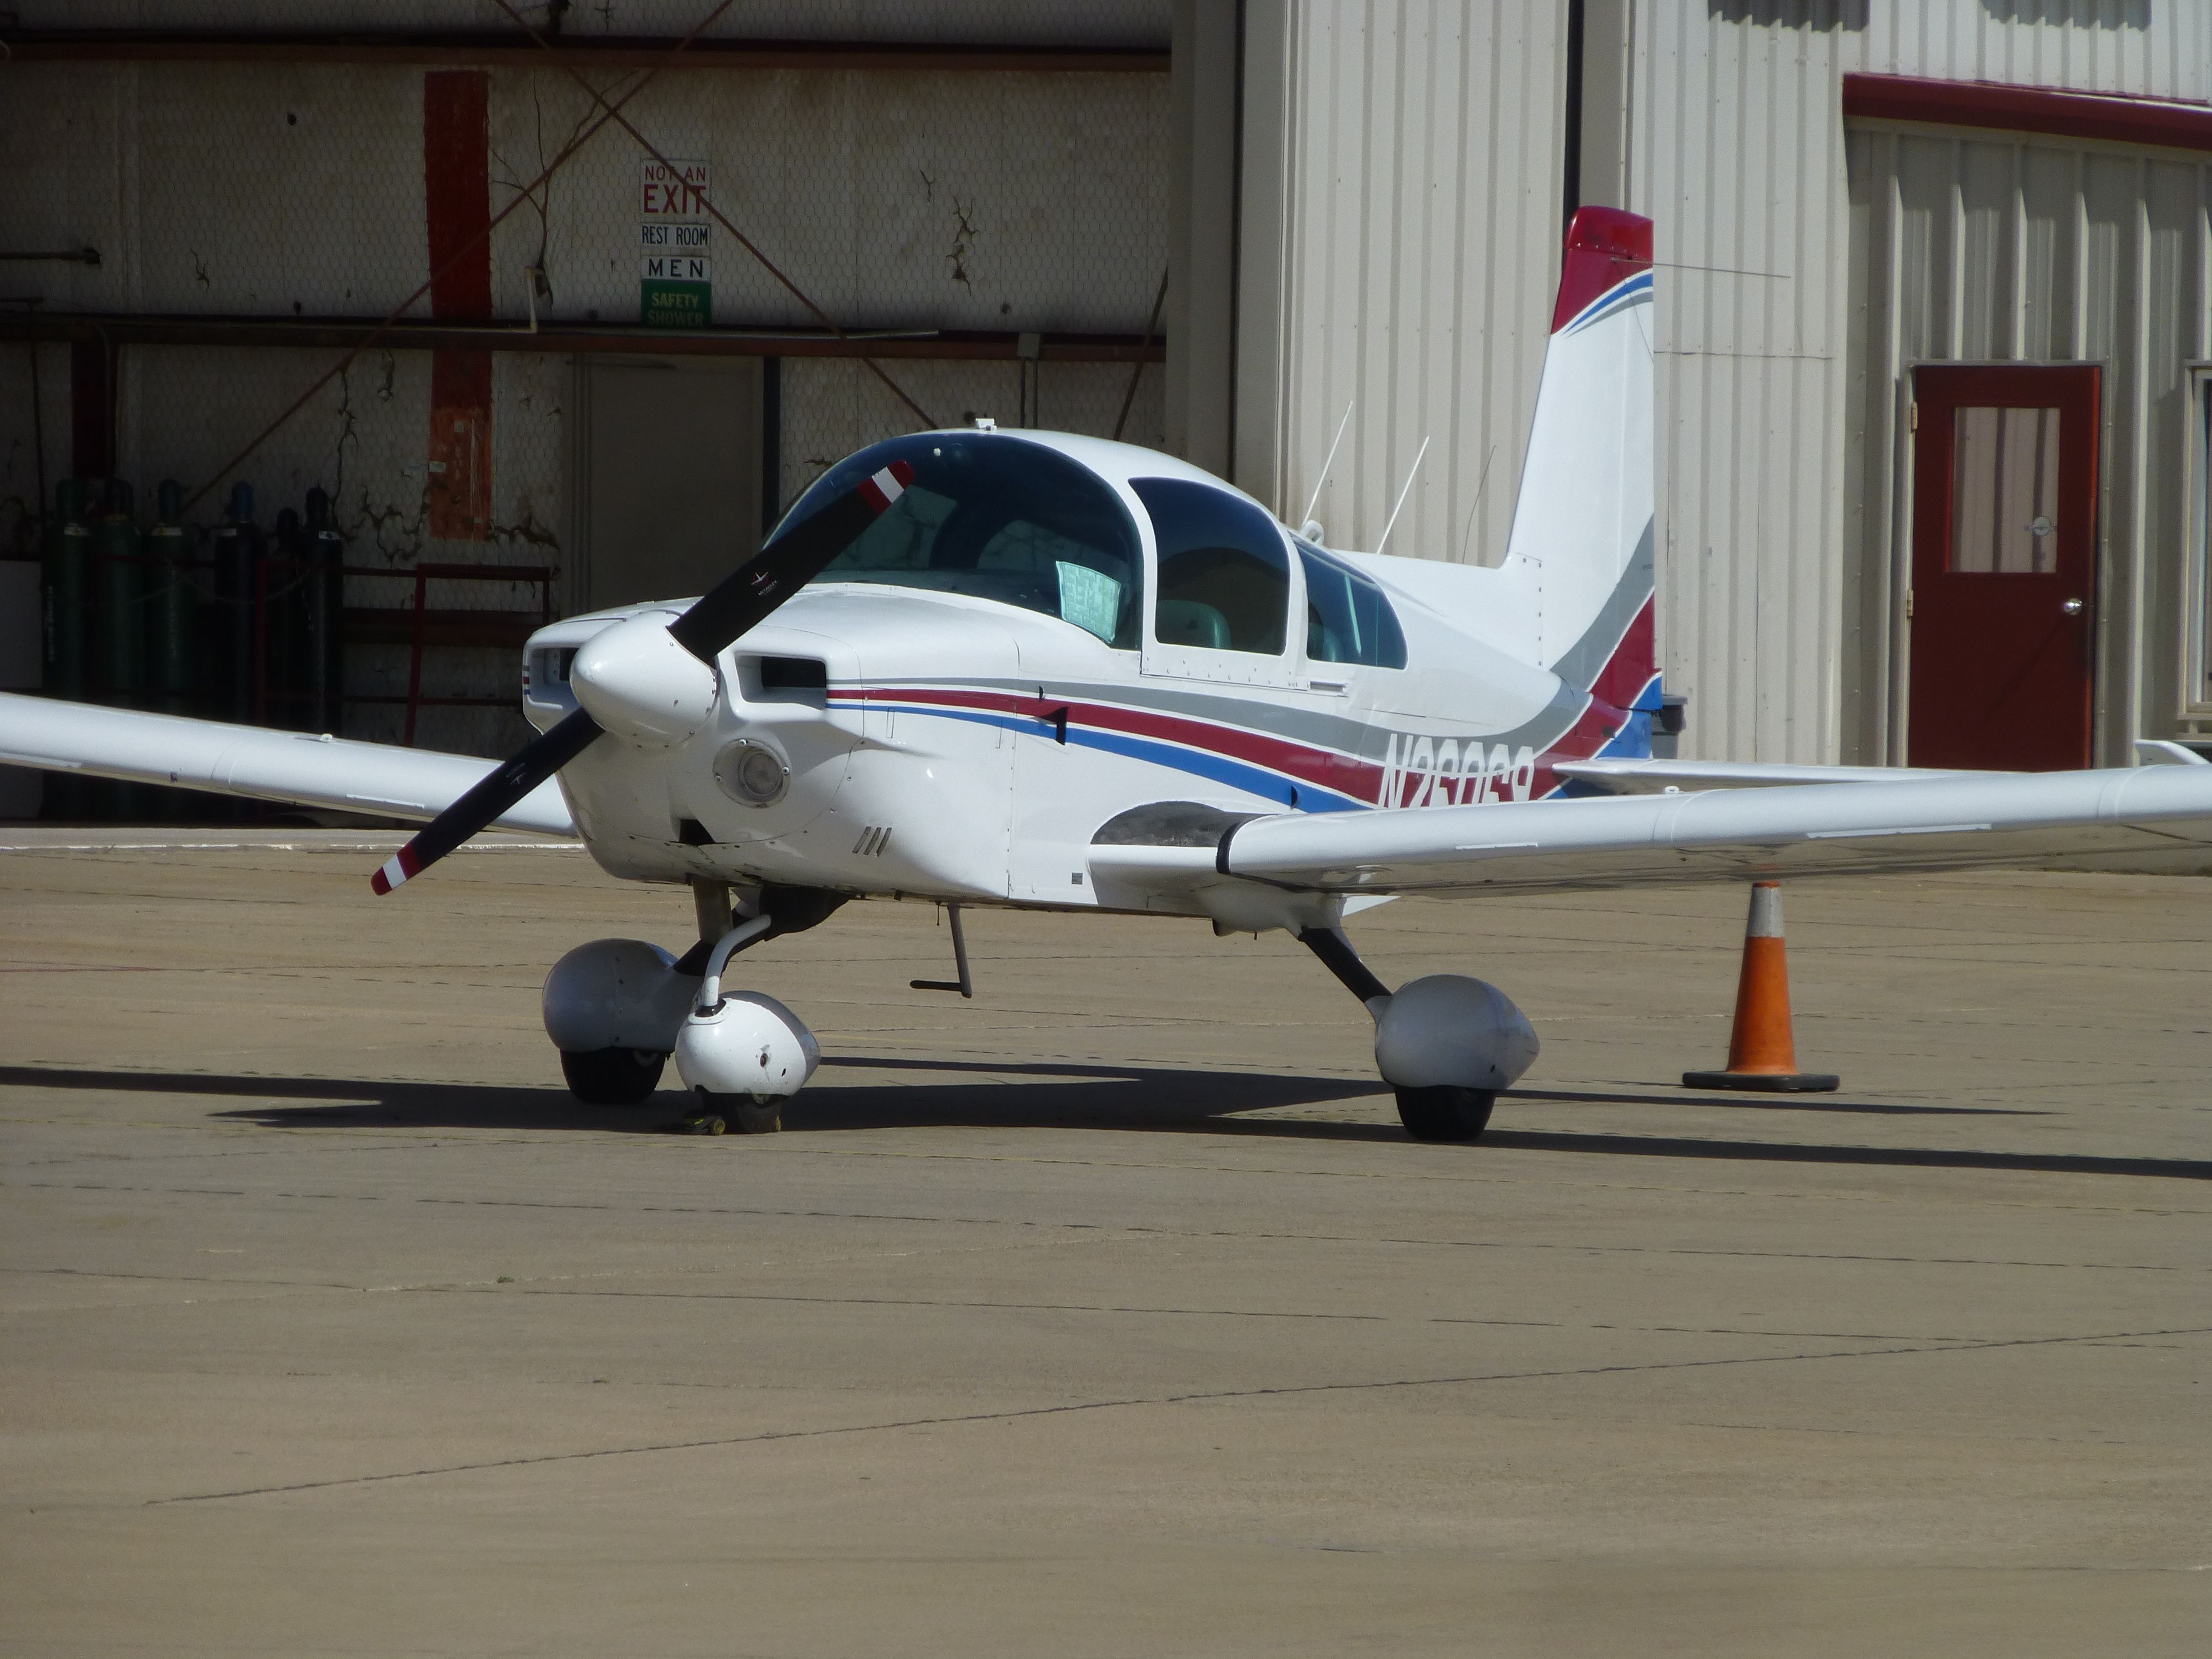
[1951,407,2061,575]
[1132,478,1290,655]
[1298,542,1407,668]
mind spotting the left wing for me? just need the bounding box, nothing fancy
[1204,765,2212,895]
[0,692,576,835]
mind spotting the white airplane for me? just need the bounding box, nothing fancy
[9,208,2212,1140]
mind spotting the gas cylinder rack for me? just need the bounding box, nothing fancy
[37,477,552,821]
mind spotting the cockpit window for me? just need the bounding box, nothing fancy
[1132,477,1289,656]
[781,434,1143,647]
[1298,541,1408,669]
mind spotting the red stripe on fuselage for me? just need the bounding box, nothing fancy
[832,685,1382,802]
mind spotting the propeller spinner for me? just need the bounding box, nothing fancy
[369,460,914,895]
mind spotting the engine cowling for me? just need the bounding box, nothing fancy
[541,939,698,1054]
[1372,974,1540,1092]
[674,992,821,1100]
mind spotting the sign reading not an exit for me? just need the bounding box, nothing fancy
[641,158,710,328]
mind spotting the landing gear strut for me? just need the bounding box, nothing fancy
[1296,925,1533,1143]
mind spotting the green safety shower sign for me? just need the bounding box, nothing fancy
[641,158,711,328]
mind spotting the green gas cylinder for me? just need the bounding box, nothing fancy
[40,480,92,818]
[208,482,262,724]
[95,478,145,702]
[303,487,345,734]
[41,478,91,701]
[268,506,308,729]
[147,480,199,717]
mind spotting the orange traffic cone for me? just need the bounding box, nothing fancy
[1682,881,1838,1092]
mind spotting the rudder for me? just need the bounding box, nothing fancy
[1498,208,1655,708]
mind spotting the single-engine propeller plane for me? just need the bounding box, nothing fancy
[10,208,2212,1140]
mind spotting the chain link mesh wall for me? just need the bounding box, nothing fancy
[9,3,1170,47]
[0,63,1168,333]
[2,45,1170,775]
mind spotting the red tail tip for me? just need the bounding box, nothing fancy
[1551,207,1654,333]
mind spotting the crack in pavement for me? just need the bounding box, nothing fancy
[7,1178,2198,1274]
[149,1323,2212,1506]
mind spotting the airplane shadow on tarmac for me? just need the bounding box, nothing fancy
[3,1059,2207,1182]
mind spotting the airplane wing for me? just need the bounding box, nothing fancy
[1555,741,2206,795]
[1551,758,1997,793]
[0,692,576,836]
[1195,765,2212,896]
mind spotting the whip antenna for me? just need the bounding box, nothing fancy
[1300,401,1355,533]
[1373,435,1430,557]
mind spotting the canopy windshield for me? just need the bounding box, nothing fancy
[783,434,1144,648]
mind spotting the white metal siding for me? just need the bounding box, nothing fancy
[1845,125,2212,762]
[1615,0,2210,763]
[1625,2,1851,763]
[1853,0,2212,105]
[1235,0,1570,579]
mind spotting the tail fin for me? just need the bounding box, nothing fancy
[1499,207,1655,711]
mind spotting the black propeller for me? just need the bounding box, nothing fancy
[371,459,914,895]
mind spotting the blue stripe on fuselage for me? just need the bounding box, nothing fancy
[856,700,1371,813]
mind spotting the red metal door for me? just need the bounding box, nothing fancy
[1907,365,2099,770]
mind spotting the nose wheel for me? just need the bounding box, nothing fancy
[676,1092,783,1135]
[561,1047,666,1105]
[1394,1086,1495,1142]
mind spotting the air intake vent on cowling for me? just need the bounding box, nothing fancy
[759,656,828,690]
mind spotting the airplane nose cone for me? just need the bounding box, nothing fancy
[571,614,719,745]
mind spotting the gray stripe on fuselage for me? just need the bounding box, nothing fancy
[858,672,1592,765]
[1546,517,1655,695]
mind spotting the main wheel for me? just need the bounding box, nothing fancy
[1394,1085,1495,1142]
[694,1090,782,1134]
[561,1046,666,1105]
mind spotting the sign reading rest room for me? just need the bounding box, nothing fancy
[640,158,710,328]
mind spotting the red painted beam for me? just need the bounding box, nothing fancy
[1843,73,2212,155]
[423,71,494,542]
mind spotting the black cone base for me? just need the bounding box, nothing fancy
[1682,1070,1840,1093]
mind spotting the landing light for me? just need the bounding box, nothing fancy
[716,738,790,807]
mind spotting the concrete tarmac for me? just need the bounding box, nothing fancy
[2,833,2207,1655]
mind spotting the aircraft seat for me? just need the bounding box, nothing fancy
[1156,599,1231,649]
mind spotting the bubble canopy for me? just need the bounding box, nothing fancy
[784,433,1145,648]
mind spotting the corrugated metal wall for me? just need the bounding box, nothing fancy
[1844,126,2212,762]
[1612,0,2211,763]
[1234,0,1569,573]
[1854,0,2212,104]
[1625,2,1852,763]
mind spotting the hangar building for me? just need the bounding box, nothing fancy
[3,1,2209,811]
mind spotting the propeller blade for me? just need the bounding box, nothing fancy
[370,707,601,894]
[370,457,914,895]
[669,461,912,662]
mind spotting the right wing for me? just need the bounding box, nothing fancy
[1551,757,1998,793]
[0,692,575,836]
[1202,764,2212,897]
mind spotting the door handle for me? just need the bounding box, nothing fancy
[2061,598,2085,616]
